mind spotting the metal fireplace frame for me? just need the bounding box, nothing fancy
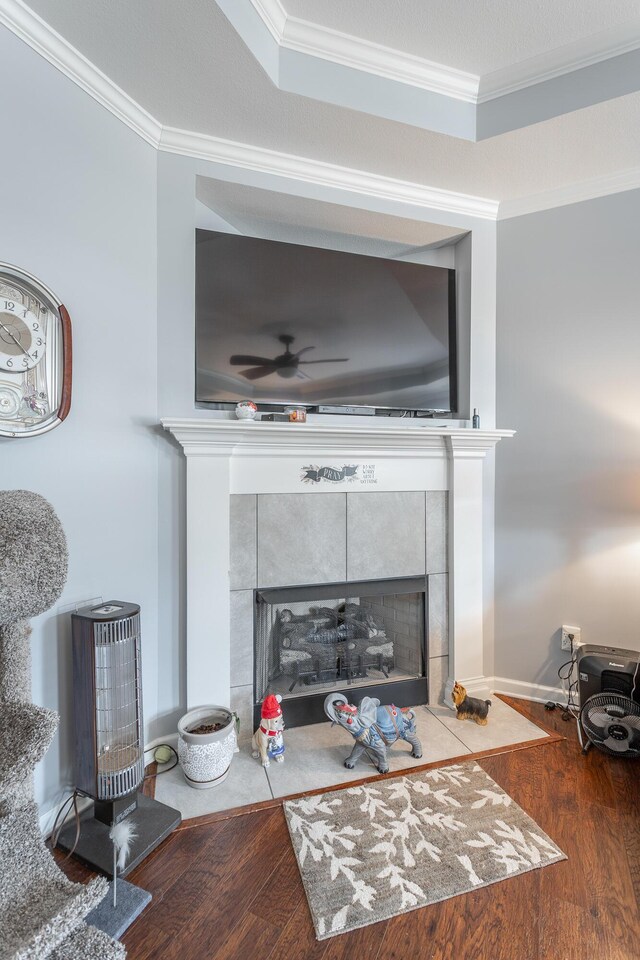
[253,576,429,728]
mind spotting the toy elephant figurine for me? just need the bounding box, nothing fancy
[324,693,422,774]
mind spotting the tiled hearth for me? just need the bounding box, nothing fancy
[155,697,547,821]
[162,418,513,728]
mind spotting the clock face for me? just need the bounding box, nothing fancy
[0,300,46,371]
[0,264,72,438]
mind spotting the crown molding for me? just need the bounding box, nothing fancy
[251,0,478,102]
[250,0,640,106]
[479,19,640,101]
[498,168,640,220]
[280,14,478,102]
[250,0,287,42]
[159,127,499,220]
[0,0,162,145]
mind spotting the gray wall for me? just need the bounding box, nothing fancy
[495,190,640,690]
[0,28,159,824]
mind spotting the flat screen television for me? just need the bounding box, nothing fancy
[195,229,458,415]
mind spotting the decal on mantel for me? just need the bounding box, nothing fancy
[301,464,378,484]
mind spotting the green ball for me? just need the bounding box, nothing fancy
[154,745,173,765]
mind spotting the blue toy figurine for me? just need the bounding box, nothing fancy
[324,693,422,774]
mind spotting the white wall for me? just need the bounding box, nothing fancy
[0,27,158,826]
[495,190,640,692]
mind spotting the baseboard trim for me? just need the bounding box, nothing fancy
[488,675,566,705]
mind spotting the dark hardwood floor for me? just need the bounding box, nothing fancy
[58,698,640,959]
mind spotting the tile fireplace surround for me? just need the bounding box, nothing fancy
[162,419,513,732]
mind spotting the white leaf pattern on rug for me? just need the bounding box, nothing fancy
[284,761,567,941]
[471,788,513,808]
[456,853,483,886]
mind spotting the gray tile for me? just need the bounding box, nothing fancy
[429,697,549,752]
[230,684,254,744]
[428,655,449,706]
[266,708,469,798]
[154,700,545,820]
[426,491,448,574]
[230,495,257,590]
[428,574,448,658]
[154,747,272,820]
[257,493,346,587]
[347,492,426,581]
[230,590,253,688]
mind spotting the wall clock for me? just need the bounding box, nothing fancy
[0,263,72,438]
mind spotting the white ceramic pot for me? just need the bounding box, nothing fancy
[177,705,237,789]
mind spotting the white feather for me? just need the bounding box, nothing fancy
[109,819,137,872]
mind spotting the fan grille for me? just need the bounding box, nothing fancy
[581,693,640,758]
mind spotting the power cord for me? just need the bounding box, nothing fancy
[632,658,640,703]
[557,634,580,722]
[51,743,178,860]
[143,743,179,780]
[50,789,81,859]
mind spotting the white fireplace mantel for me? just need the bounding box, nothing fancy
[162,418,514,710]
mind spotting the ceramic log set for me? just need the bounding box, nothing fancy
[324,693,422,774]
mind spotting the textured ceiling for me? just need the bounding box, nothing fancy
[18,0,640,207]
[285,0,640,75]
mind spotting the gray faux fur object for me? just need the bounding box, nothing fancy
[0,491,68,705]
[48,925,126,960]
[0,702,58,814]
[0,491,125,959]
[0,803,109,960]
[0,490,68,624]
[0,621,34,705]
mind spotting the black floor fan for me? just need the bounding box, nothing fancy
[58,602,181,890]
[577,643,640,758]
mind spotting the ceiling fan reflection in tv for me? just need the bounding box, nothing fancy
[230,334,349,381]
[195,228,459,416]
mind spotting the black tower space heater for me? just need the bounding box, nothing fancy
[57,601,181,876]
[73,601,145,824]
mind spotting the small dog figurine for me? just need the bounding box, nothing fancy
[452,681,492,725]
[252,693,285,767]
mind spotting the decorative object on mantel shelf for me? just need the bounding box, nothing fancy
[285,405,307,423]
[452,681,492,725]
[235,400,258,420]
[252,693,285,767]
[324,693,422,774]
[177,705,238,789]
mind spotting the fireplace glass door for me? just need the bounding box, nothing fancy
[254,577,427,727]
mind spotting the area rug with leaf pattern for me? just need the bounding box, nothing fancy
[284,761,566,940]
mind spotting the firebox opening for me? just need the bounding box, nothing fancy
[254,577,428,728]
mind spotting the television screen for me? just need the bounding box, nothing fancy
[195,229,457,414]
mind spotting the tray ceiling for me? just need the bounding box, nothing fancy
[7,0,640,217]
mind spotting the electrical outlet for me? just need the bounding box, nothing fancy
[561,624,581,651]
